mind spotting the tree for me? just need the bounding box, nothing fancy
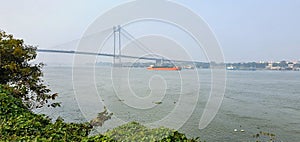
[0,30,59,109]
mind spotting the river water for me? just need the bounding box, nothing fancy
[37,66,300,142]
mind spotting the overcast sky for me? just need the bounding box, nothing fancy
[1,0,299,63]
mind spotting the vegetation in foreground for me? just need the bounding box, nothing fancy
[104,121,200,142]
[0,30,59,109]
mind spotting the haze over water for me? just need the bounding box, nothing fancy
[38,66,300,142]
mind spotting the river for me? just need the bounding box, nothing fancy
[36,66,300,141]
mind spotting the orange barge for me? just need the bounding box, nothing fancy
[147,65,181,71]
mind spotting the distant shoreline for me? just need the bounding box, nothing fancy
[42,60,300,71]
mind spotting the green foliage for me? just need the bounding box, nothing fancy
[82,135,115,142]
[158,131,201,142]
[0,87,96,141]
[104,122,201,142]
[0,30,59,109]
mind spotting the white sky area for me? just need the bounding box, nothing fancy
[0,0,300,65]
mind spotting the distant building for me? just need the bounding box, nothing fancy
[266,63,281,70]
[288,62,294,69]
[266,63,272,70]
[294,63,300,71]
[226,65,236,70]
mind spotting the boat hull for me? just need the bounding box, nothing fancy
[147,66,181,71]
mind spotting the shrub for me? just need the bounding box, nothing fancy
[0,86,106,141]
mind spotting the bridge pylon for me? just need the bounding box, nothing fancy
[113,25,122,67]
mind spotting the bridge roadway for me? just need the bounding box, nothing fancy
[37,49,201,64]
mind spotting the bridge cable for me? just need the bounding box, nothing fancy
[121,28,162,59]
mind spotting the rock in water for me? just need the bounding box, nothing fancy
[90,107,113,127]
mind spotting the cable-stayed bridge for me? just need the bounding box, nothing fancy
[37,26,202,65]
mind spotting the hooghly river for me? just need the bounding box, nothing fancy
[36,66,300,141]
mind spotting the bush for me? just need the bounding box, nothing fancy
[104,122,201,142]
[0,30,59,109]
[0,86,108,141]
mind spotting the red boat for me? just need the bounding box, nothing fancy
[147,65,181,71]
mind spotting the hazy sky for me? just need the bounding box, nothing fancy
[1,0,299,63]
